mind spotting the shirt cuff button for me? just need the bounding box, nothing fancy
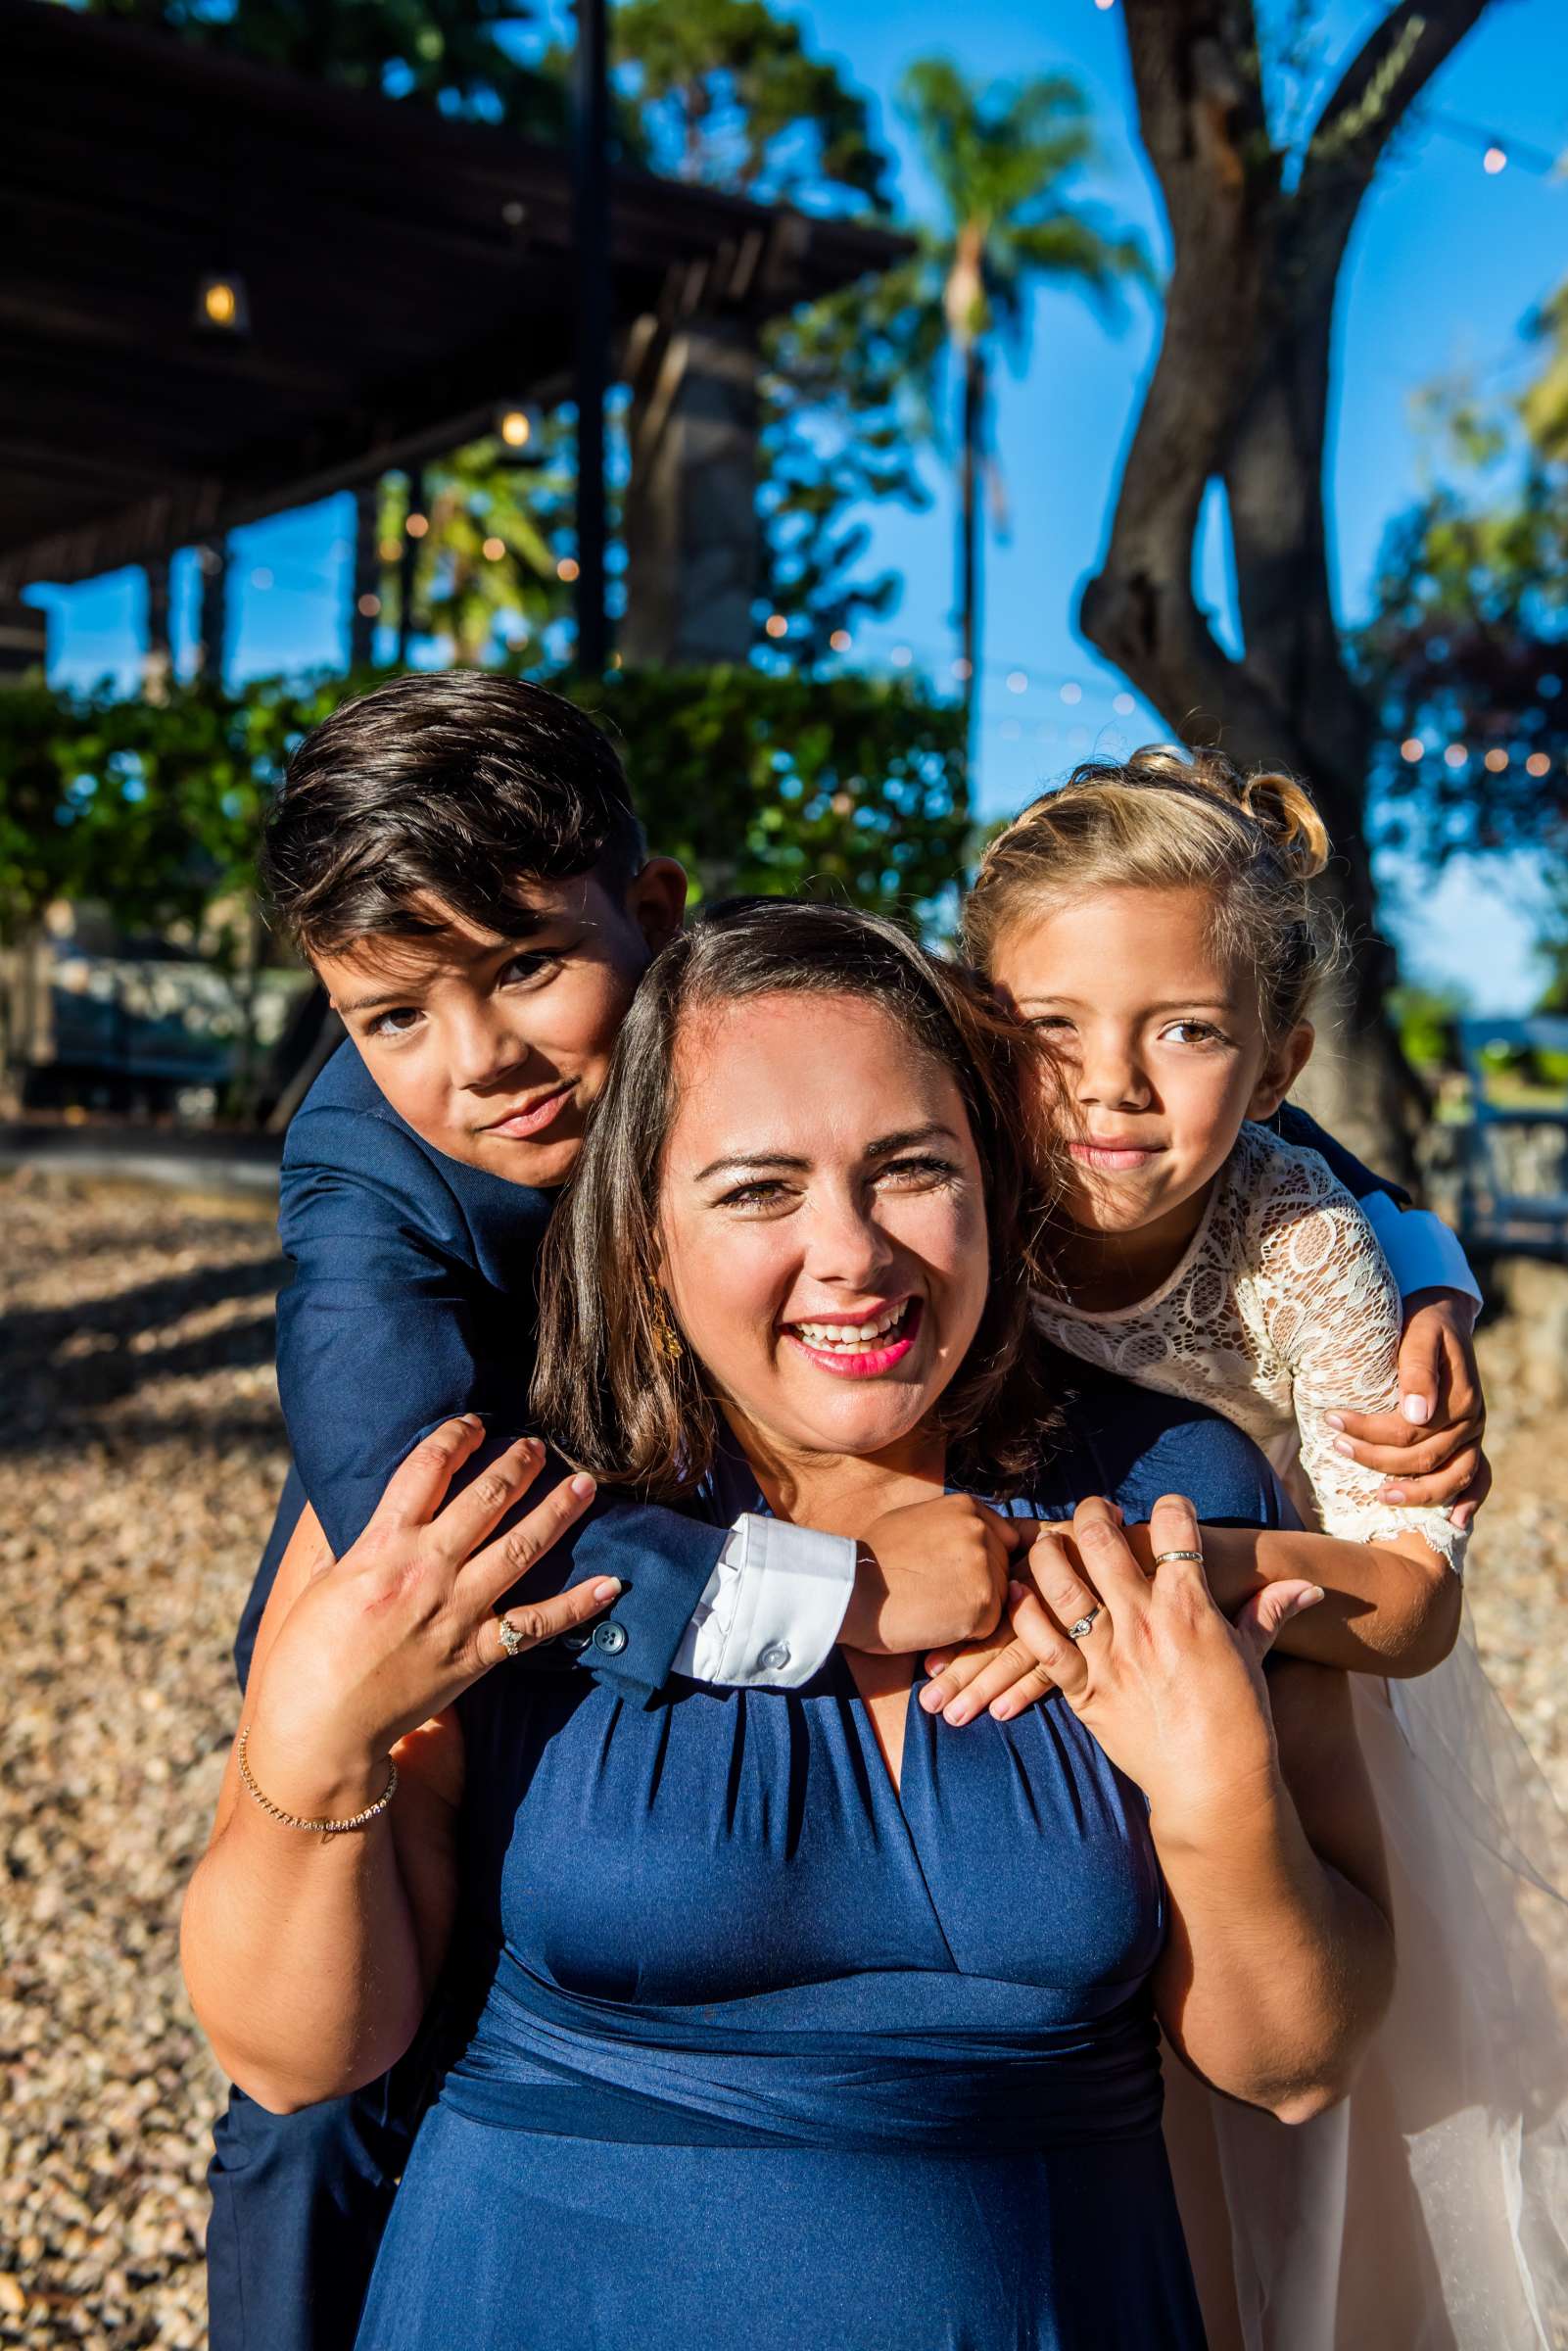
[757,1640,790,1672]
[593,1620,629,1655]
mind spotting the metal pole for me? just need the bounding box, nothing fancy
[572,0,610,675]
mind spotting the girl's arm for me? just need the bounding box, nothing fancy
[181,1423,605,2113]
[1178,1518,1460,1677]
[1251,1154,1469,1584]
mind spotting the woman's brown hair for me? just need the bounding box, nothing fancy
[531,898,1057,1501]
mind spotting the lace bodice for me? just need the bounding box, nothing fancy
[1034,1123,1466,1572]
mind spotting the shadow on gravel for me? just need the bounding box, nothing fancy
[2,1254,283,1455]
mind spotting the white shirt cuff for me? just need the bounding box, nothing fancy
[671,1514,856,1688]
[1360,1197,1483,1310]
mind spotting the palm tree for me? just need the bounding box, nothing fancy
[893,60,1150,746]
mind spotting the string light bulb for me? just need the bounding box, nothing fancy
[1484,747,1509,772]
[1060,682,1082,705]
[1444,744,1468,767]
[498,408,532,448]
[1483,145,1507,174]
[891,646,912,668]
[1401,738,1425,762]
[953,657,973,681]
[405,512,429,539]
[765,613,788,640]
[195,272,250,335]
[356,593,381,618]
[1007,670,1027,694]
[830,628,851,652]
[482,537,505,561]
[1527,751,1551,778]
[557,556,580,583]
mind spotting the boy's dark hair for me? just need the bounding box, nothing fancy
[261,670,646,957]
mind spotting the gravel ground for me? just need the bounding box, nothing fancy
[2,1167,1565,2347]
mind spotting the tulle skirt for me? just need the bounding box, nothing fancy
[1166,1604,1568,2349]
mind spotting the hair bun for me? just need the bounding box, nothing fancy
[1124,745,1328,883]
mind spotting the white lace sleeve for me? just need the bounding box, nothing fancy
[1252,1155,1467,1574]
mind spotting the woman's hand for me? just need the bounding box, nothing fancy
[244,1416,615,1811]
[1003,1495,1323,1828]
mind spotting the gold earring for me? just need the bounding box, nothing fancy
[649,1287,684,1363]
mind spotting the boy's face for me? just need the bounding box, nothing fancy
[314,861,686,1188]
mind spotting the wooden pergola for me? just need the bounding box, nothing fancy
[0,0,905,660]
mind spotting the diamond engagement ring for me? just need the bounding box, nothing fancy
[496,1611,525,1658]
[1067,1606,1102,1642]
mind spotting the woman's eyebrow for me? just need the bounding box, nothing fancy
[691,1150,811,1183]
[863,1123,960,1158]
[691,1124,958,1184]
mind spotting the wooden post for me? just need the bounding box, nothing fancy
[197,537,228,683]
[572,0,610,675]
[143,557,173,700]
[350,483,379,670]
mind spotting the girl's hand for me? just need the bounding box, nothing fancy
[920,1517,1101,1724]
[1324,1288,1490,1530]
[1003,1495,1323,1832]
[244,1417,615,1809]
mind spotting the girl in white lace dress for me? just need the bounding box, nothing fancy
[958,747,1568,2351]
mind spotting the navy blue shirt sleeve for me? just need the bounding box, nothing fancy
[1030,1359,1301,1532]
[1269,1103,1408,1211]
[248,1097,726,1703]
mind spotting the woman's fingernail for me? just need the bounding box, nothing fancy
[460,1412,485,1428]
[592,1578,621,1604]
[944,1702,973,1726]
[1333,1437,1354,1458]
[1007,1581,1029,1607]
[1324,1413,1345,1432]
[570,1472,596,1500]
[1382,1486,1406,1505]
[1402,1395,1433,1425]
[920,1685,946,1712]
[990,1699,1017,1721]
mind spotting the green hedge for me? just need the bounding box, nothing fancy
[0,663,970,945]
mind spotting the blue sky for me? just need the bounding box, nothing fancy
[27,0,1568,1006]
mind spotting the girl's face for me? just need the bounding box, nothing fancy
[658,991,991,1470]
[990,884,1311,1243]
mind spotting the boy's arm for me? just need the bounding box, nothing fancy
[1270,1103,1481,1308]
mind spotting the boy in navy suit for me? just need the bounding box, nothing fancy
[213,669,1484,2351]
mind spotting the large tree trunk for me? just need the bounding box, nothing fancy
[1079,0,1489,1173]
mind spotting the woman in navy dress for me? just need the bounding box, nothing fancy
[186,904,1397,2350]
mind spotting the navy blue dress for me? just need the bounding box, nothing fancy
[354,1386,1292,2349]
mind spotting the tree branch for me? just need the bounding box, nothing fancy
[1298,0,1491,260]
[1080,0,1282,741]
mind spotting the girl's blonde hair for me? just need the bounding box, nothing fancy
[962,744,1338,1042]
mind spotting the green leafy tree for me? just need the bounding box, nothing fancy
[888,59,1150,740]
[378,419,577,667]
[76,0,568,135]
[1355,278,1568,871]
[610,0,890,206]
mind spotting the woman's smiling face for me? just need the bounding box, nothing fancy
[658,991,991,1468]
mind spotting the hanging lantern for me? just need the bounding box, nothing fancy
[195,272,251,336]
